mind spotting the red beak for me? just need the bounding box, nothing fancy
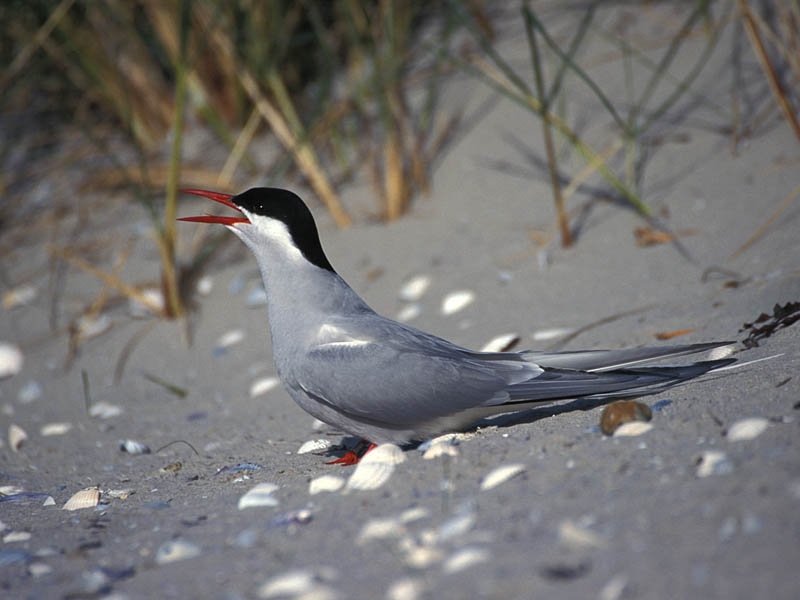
[178,189,250,226]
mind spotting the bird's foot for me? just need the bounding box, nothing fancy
[326,441,376,466]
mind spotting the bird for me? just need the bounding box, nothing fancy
[179,187,735,461]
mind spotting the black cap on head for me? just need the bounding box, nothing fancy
[233,187,335,272]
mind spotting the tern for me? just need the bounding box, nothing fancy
[180,187,735,461]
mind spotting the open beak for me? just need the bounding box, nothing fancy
[178,189,250,226]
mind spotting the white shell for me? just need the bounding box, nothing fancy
[0,342,24,379]
[356,517,406,544]
[480,333,520,353]
[42,496,56,506]
[0,485,23,495]
[399,539,444,569]
[400,507,430,523]
[249,376,280,398]
[238,482,280,510]
[344,444,406,492]
[216,328,245,349]
[386,577,425,600]
[88,401,122,419]
[727,417,769,441]
[696,450,733,478]
[297,438,333,454]
[442,547,490,574]
[28,562,53,578]
[558,519,606,550]
[707,344,736,360]
[399,275,431,302]
[2,284,37,310]
[531,327,575,341]
[155,539,201,565]
[119,439,151,454]
[196,276,214,296]
[8,423,27,452]
[40,422,73,436]
[129,288,164,318]
[245,285,268,307]
[309,474,345,495]
[258,570,315,598]
[63,487,100,511]
[613,422,653,437]
[75,314,113,341]
[3,531,32,543]
[422,441,459,459]
[480,463,526,491]
[17,380,42,404]
[396,303,422,322]
[440,290,475,316]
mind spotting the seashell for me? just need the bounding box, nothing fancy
[442,547,490,574]
[344,444,406,493]
[386,577,425,600]
[129,288,164,318]
[558,519,606,550]
[237,482,280,510]
[400,539,444,569]
[0,485,24,495]
[17,380,42,404]
[309,475,345,495]
[105,489,134,500]
[440,290,475,316]
[8,424,27,452]
[249,376,280,398]
[297,438,332,454]
[726,417,769,441]
[27,562,52,578]
[600,400,652,435]
[155,539,201,565]
[436,510,476,543]
[63,487,100,511]
[74,314,113,342]
[396,303,422,322]
[88,401,122,419]
[196,276,214,296]
[245,285,268,307]
[2,284,37,310]
[480,463,526,491]
[612,421,653,437]
[40,422,72,436]
[258,570,315,598]
[3,531,32,543]
[215,328,245,349]
[599,574,629,600]
[0,342,24,379]
[119,439,151,454]
[399,275,431,302]
[480,333,521,353]
[531,327,575,341]
[400,507,430,524]
[696,450,733,478]
[42,496,55,506]
[356,517,406,544]
[422,441,459,459]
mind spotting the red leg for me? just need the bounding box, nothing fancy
[326,441,377,466]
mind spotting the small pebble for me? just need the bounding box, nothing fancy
[88,402,122,419]
[558,519,606,550]
[250,376,280,398]
[40,422,72,436]
[238,482,280,510]
[600,400,652,435]
[27,562,52,578]
[399,275,431,302]
[442,547,489,574]
[480,463,526,491]
[309,475,345,495]
[17,380,42,404]
[0,342,24,379]
[2,284,37,309]
[119,439,151,455]
[196,276,214,296]
[696,450,733,478]
[215,329,245,350]
[386,577,425,600]
[3,531,32,543]
[155,539,201,565]
[726,417,769,441]
[74,314,113,341]
[396,303,422,322]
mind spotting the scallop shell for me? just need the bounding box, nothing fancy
[63,487,100,511]
[2,284,37,310]
[612,421,653,437]
[155,539,201,565]
[726,417,769,441]
[396,303,422,322]
[0,342,24,379]
[708,344,736,360]
[480,333,520,352]
[237,482,280,510]
[440,291,475,316]
[442,547,490,574]
[344,444,406,492]
[297,439,333,454]
[119,439,151,454]
[399,275,431,302]
[8,424,27,452]
[480,463,526,491]
[40,422,73,436]
[309,474,345,495]
[249,376,280,398]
